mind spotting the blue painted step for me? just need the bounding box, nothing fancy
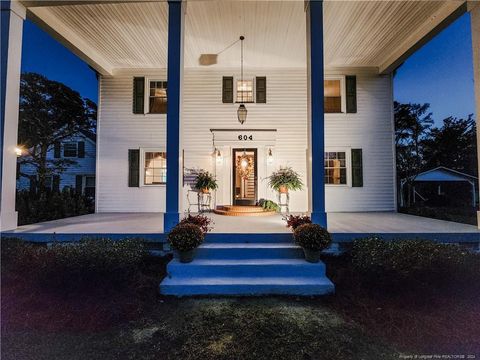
[166,258,326,277]
[196,243,304,259]
[205,233,293,243]
[160,276,335,296]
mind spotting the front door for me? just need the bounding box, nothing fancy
[232,148,257,206]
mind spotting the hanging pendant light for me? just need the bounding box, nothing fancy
[237,35,247,124]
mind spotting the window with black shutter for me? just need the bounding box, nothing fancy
[351,148,363,187]
[133,77,145,114]
[346,76,357,113]
[256,77,266,103]
[78,141,85,158]
[128,149,140,187]
[222,76,234,103]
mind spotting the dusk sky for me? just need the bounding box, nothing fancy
[21,12,476,125]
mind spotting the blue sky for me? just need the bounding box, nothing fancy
[21,13,476,124]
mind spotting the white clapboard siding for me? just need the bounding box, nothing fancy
[97,68,395,213]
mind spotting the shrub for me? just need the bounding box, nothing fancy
[284,214,312,230]
[2,237,146,289]
[179,213,213,233]
[16,188,94,226]
[293,223,332,251]
[194,171,218,191]
[168,223,204,252]
[351,237,480,291]
[258,199,280,212]
[267,167,303,192]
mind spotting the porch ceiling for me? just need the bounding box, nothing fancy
[22,0,466,75]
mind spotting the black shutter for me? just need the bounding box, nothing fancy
[53,175,60,192]
[133,77,145,114]
[256,76,266,103]
[75,175,83,194]
[128,149,140,187]
[54,142,61,158]
[77,141,85,158]
[222,76,234,103]
[29,176,37,194]
[346,75,357,113]
[351,149,363,187]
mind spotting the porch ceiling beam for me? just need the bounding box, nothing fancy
[19,0,162,8]
[379,1,467,75]
[27,6,114,76]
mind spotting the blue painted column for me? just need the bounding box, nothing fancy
[164,0,184,232]
[307,0,327,227]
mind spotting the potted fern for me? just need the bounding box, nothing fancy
[267,167,303,194]
[194,171,218,194]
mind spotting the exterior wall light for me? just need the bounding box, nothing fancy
[216,148,223,165]
[15,146,23,157]
[267,148,274,164]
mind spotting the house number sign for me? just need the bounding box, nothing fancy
[238,134,253,141]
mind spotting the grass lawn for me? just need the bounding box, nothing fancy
[2,297,397,360]
[2,251,479,359]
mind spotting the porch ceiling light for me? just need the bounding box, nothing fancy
[237,35,247,125]
[237,104,247,124]
[15,146,23,157]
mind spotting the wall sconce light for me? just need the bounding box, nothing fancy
[15,146,23,157]
[267,148,274,164]
[215,148,223,165]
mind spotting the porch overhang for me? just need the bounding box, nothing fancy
[17,0,468,75]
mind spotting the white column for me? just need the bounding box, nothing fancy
[1,1,26,231]
[470,3,480,228]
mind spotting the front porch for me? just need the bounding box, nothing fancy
[6,212,479,242]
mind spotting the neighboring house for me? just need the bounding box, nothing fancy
[16,130,96,197]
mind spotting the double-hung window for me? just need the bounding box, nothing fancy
[324,151,347,185]
[143,150,167,185]
[63,142,78,157]
[236,80,254,103]
[324,77,345,113]
[84,176,95,197]
[149,81,167,114]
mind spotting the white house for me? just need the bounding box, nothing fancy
[17,129,96,196]
[1,0,480,295]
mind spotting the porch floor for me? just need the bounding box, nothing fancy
[5,212,479,240]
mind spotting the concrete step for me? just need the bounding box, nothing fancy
[166,258,326,277]
[195,242,304,259]
[204,233,293,243]
[159,275,335,296]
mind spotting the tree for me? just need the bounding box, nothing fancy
[17,73,96,193]
[394,101,433,206]
[422,115,477,176]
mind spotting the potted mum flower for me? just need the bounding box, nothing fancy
[293,223,332,263]
[167,223,204,263]
[194,171,218,194]
[267,167,303,194]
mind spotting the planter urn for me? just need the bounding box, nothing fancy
[303,248,321,263]
[177,249,196,263]
[279,186,289,194]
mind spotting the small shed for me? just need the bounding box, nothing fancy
[400,167,478,207]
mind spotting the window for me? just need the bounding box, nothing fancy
[324,79,342,113]
[236,80,254,103]
[63,142,77,157]
[84,176,95,197]
[144,151,167,185]
[325,152,347,185]
[149,81,167,114]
